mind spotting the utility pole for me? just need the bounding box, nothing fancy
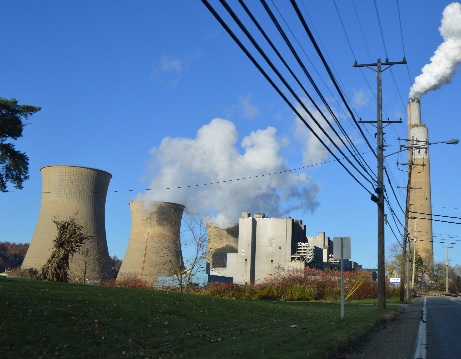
[445,245,453,293]
[354,58,406,310]
[397,138,416,301]
[400,160,411,301]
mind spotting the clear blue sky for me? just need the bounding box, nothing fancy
[1,1,460,269]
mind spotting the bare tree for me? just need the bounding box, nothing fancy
[166,212,208,292]
[38,216,91,282]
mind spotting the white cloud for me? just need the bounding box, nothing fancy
[352,89,369,108]
[140,118,320,227]
[152,50,201,88]
[239,95,261,120]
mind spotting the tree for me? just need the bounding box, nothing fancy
[166,212,209,292]
[0,97,40,192]
[39,216,91,282]
[0,242,29,272]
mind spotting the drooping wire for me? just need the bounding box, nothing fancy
[297,0,377,157]
[351,0,372,62]
[258,0,376,183]
[224,0,376,187]
[290,0,378,166]
[396,0,413,84]
[373,0,388,57]
[201,0,375,196]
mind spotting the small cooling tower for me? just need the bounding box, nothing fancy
[21,165,113,282]
[206,224,238,275]
[117,201,184,286]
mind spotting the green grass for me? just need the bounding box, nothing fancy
[0,278,401,358]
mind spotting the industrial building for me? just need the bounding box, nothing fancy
[407,98,433,261]
[117,201,184,286]
[21,165,113,282]
[225,212,306,284]
[207,213,361,284]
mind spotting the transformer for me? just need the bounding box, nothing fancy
[21,165,113,282]
[117,201,184,286]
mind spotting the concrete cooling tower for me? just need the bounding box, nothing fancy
[21,165,113,282]
[117,201,184,286]
[407,98,433,261]
[206,224,238,277]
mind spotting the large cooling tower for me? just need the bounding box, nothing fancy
[117,201,184,286]
[206,224,238,274]
[407,98,433,261]
[21,165,113,282]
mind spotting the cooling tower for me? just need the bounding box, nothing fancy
[22,165,113,282]
[206,224,238,274]
[407,98,433,261]
[117,201,184,286]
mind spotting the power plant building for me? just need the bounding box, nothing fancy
[407,98,433,261]
[225,212,307,284]
[117,201,184,286]
[21,165,113,282]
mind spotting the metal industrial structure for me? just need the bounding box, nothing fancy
[117,201,184,286]
[21,165,113,282]
[407,98,433,261]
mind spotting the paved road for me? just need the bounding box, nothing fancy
[339,299,423,359]
[338,296,461,359]
[426,296,461,359]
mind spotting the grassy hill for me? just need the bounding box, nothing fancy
[0,278,400,358]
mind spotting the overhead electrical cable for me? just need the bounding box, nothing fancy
[333,0,406,211]
[351,0,372,62]
[395,0,413,84]
[296,0,376,153]
[373,0,388,57]
[290,0,378,164]
[201,0,375,196]
[257,0,376,183]
[331,0,386,154]
[222,0,375,187]
[410,211,461,222]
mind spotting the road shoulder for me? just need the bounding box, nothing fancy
[334,298,424,359]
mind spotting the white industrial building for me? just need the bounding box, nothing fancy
[208,212,361,284]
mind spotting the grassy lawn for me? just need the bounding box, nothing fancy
[0,278,401,358]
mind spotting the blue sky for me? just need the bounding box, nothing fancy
[1,1,460,269]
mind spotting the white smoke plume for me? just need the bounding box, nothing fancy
[409,2,461,99]
[140,118,320,227]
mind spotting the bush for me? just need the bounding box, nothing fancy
[204,268,400,302]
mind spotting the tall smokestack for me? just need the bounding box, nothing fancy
[117,201,184,286]
[407,100,433,261]
[22,165,113,282]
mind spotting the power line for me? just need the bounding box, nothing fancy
[290,0,378,165]
[202,0,375,196]
[259,0,376,183]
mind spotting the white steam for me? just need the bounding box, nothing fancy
[409,2,461,99]
[140,118,319,227]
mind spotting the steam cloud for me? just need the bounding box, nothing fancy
[409,2,461,99]
[140,118,320,227]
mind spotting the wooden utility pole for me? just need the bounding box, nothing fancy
[445,245,453,293]
[354,58,406,310]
